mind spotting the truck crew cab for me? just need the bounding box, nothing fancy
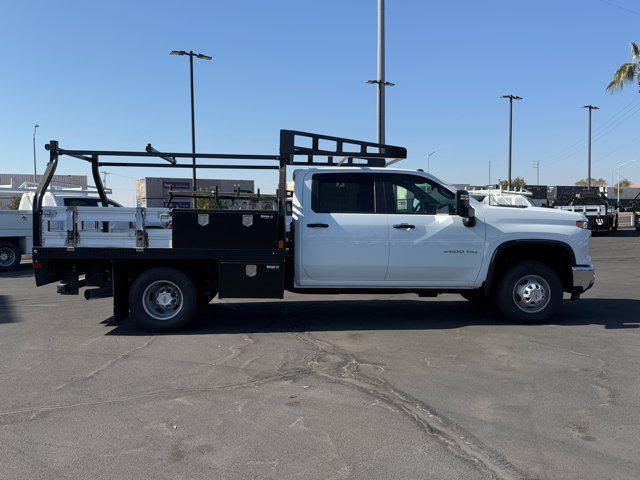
[32,131,595,331]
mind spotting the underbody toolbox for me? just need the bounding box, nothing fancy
[218,261,284,298]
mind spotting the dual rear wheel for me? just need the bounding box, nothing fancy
[129,268,199,332]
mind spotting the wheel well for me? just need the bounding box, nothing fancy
[122,260,219,294]
[485,242,574,293]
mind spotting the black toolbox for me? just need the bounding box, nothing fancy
[172,210,279,250]
[218,261,284,298]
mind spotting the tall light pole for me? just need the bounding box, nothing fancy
[582,105,599,190]
[366,0,394,145]
[616,159,637,203]
[533,160,540,185]
[170,50,213,191]
[32,124,39,182]
[426,150,437,173]
[501,94,523,190]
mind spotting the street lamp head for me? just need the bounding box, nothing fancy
[366,80,378,84]
[34,124,39,128]
[194,53,213,60]
[170,50,187,56]
[501,94,523,100]
[582,104,599,110]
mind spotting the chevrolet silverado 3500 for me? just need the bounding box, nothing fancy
[31,131,595,331]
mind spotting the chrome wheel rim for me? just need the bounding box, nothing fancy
[0,248,16,267]
[142,280,183,321]
[512,275,550,314]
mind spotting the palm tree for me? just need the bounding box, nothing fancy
[607,42,640,93]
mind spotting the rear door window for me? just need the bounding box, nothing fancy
[312,173,376,213]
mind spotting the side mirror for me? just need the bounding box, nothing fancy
[456,190,476,227]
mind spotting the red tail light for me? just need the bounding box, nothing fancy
[33,261,43,270]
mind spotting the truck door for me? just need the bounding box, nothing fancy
[383,174,485,286]
[296,171,389,285]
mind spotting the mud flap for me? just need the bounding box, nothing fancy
[112,261,129,322]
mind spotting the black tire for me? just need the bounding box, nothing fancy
[0,241,21,272]
[494,261,563,323]
[129,267,198,332]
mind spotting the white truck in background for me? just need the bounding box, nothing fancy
[0,187,119,271]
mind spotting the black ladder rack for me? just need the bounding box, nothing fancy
[33,130,407,247]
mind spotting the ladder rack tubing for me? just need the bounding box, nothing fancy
[97,162,279,170]
[58,148,280,161]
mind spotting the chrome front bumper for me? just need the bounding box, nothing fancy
[572,265,595,294]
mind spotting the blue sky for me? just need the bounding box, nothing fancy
[1,0,639,205]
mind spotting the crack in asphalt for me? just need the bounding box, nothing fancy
[290,331,529,480]
[0,370,309,424]
[55,336,157,392]
[529,340,616,407]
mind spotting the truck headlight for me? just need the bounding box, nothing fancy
[576,220,588,229]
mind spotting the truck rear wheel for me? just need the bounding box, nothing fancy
[0,241,21,272]
[129,267,197,332]
[494,261,562,323]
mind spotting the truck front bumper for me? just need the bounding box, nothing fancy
[571,265,595,295]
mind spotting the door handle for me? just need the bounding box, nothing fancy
[307,223,329,228]
[393,223,415,229]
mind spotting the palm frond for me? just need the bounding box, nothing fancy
[606,62,637,92]
[632,42,640,60]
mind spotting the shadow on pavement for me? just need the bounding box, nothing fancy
[0,296,19,323]
[0,263,33,279]
[106,297,640,336]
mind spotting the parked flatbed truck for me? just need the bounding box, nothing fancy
[32,131,595,331]
[0,187,119,271]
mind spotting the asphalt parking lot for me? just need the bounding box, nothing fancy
[0,233,638,480]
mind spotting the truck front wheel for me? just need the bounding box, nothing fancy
[0,241,21,272]
[129,267,198,332]
[494,261,563,323]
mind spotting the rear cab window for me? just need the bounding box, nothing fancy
[311,173,378,213]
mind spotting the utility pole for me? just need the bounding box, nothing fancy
[501,94,523,190]
[366,0,394,145]
[170,50,213,191]
[582,105,599,190]
[426,150,437,173]
[32,124,39,182]
[533,160,540,185]
[488,160,491,187]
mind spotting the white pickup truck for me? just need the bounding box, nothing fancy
[32,131,595,331]
[0,190,119,271]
